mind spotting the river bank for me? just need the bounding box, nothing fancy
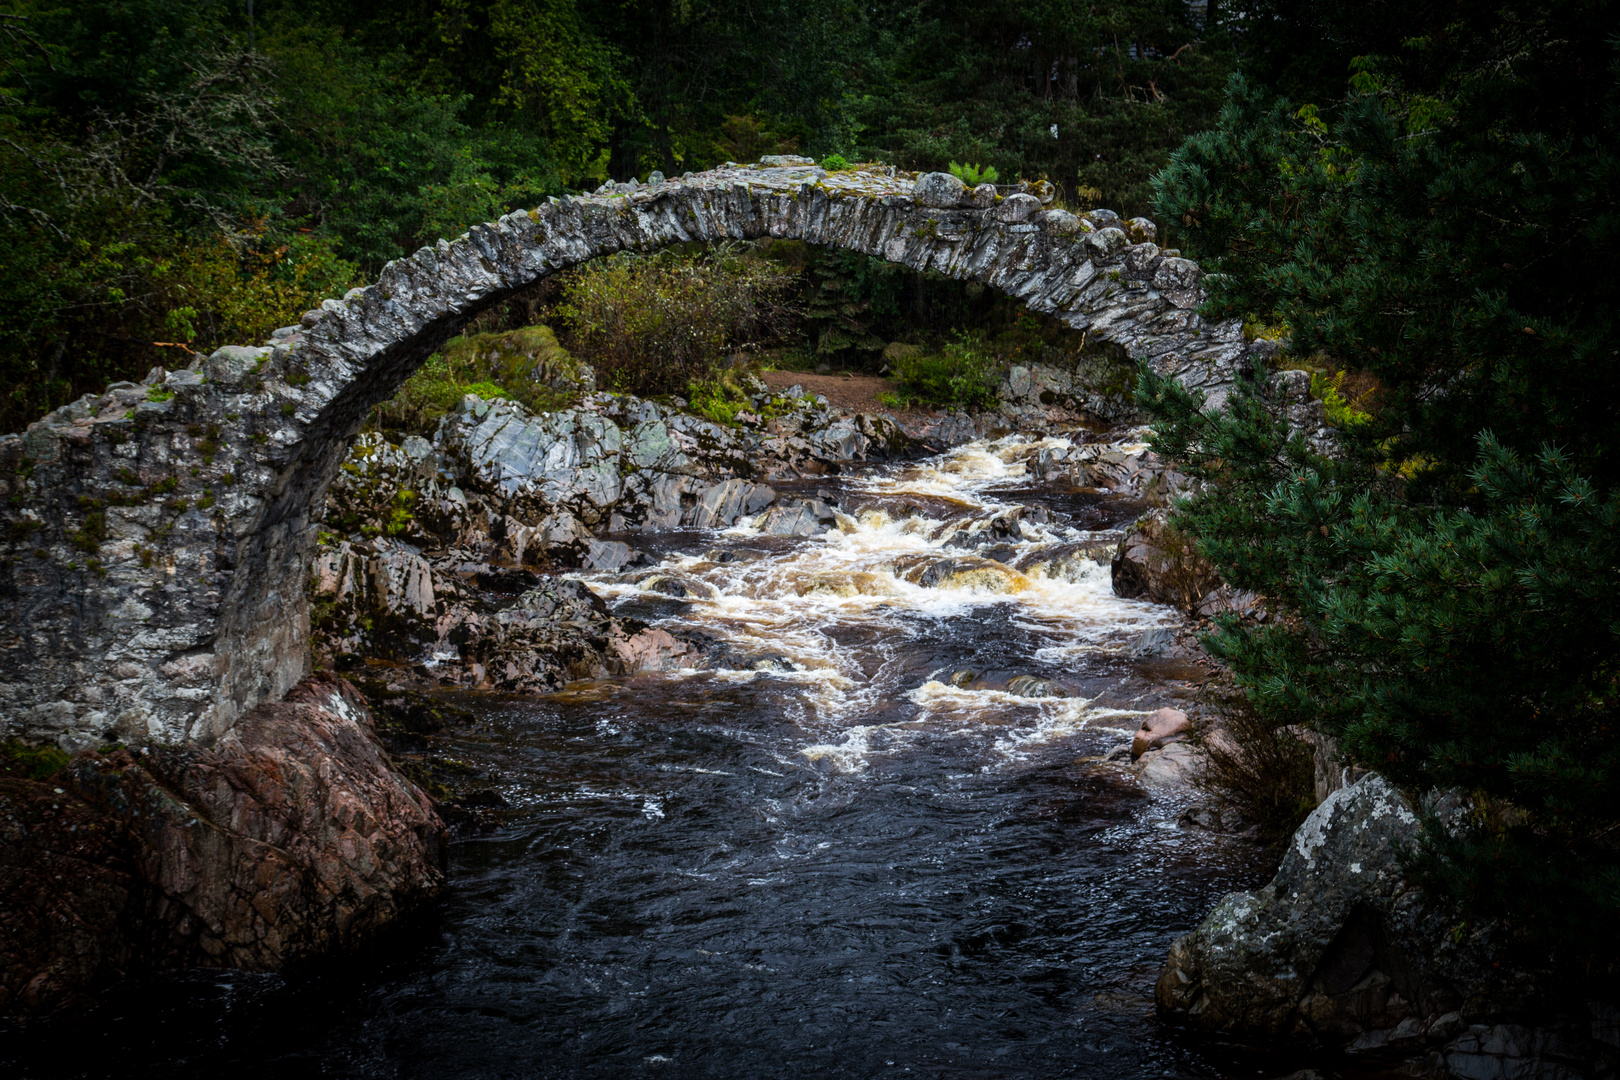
[6,404,1312,1078]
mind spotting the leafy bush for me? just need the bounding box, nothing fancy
[554,246,798,396]
[948,161,999,186]
[371,325,578,436]
[820,154,850,171]
[888,333,1001,409]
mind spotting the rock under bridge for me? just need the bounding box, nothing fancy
[0,158,1251,750]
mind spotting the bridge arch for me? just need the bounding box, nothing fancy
[0,161,1246,749]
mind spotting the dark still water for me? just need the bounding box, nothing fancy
[8,436,1298,1079]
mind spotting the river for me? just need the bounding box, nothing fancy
[11,436,1302,1079]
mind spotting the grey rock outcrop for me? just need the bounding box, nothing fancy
[1156,774,1617,1076]
[1158,775,1459,1040]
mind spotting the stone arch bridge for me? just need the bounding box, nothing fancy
[0,159,1248,750]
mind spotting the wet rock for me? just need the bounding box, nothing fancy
[1112,510,1258,619]
[582,538,639,571]
[1156,774,1555,1048]
[640,573,718,600]
[945,507,1039,550]
[1007,675,1069,698]
[1134,740,1202,788]
[1132,707,1190,758]
[929,413,981,447]
[1017,540,1113,583]
[0,674,445,1015]
[612,627,701,673]
[687,479,776,528]
[610,594,690,622]
[467,564,546,594]
[754,499,838,536]
[908,556,1030,593]
[1127,627,1181,658]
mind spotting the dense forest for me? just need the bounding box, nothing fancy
[2,0,1616,1011]
[0,0,1404,432]
[1145,0,1619,974]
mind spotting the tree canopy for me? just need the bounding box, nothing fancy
[1142,0,1620,974]
[0,0,1249,430]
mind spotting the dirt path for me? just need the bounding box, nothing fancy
[760,370,942,431]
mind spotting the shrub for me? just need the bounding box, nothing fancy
[820,154,850,171]
[371,324,581,436]
[1193,685,1317,843]
[888,333,1001,409]
[948,161,999,186]
[1145,7,1620,963]
[554,245,798,396]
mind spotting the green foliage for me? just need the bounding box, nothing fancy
[1308,369,1372,430]
[554,245,797,395]
[686,378,747,426]
[948,161,998,186]
[1142,1,1620,971]
[383,489,417,536]
[3,740,70,780]
[371,324,579,436]
[888,333,1001,409]
[819,154,850,171]
[460,381,512,402]
[860,0,1237,216]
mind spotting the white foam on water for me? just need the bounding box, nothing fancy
[577,435,1175,771]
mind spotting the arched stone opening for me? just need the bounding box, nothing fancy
[0,161,1246,750]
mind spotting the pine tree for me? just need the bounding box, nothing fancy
[1141,1,1620,973]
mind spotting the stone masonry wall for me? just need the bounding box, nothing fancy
[0,159,1246,750]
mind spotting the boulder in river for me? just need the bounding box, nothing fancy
[1132,706,1190,758]
[1154,773,1616,1073]
[1133,741,1203,788]
[907,555,1031,593]
[754,499,839,536]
